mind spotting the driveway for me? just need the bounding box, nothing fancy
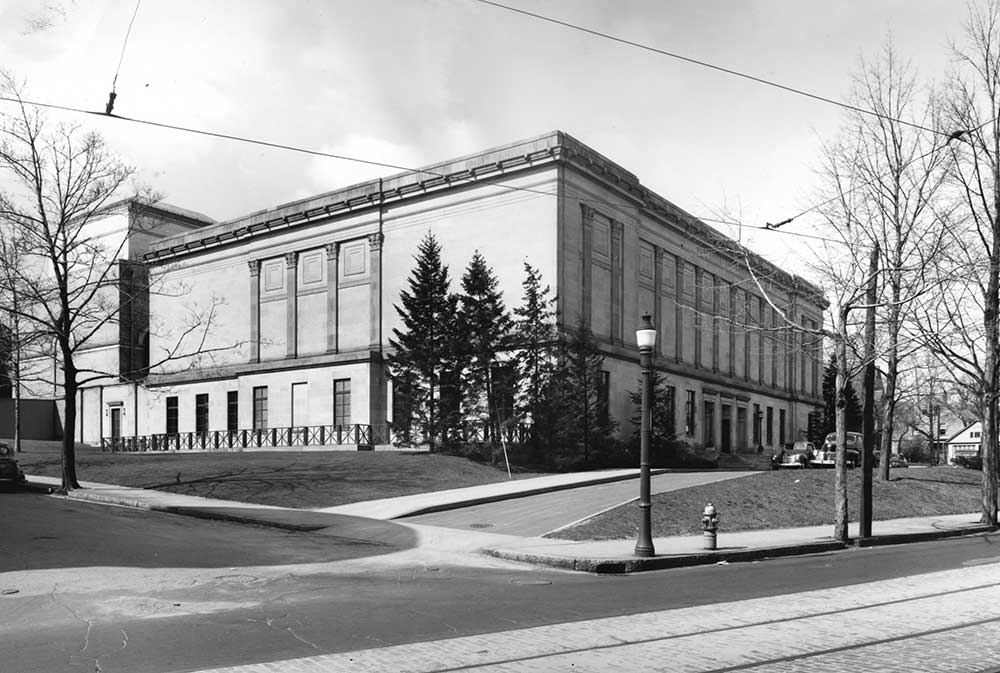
[404,471,755,537]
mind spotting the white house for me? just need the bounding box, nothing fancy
[947,421,982,464]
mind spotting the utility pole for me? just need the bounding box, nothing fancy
[861,243,879,539]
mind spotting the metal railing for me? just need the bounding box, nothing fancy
[100,421,530,452]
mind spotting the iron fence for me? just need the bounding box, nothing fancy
[101,421,531,453]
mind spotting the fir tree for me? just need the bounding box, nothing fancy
[627,370,683,466]
[512,262,557,454]
[552,317,617,466]
[457,251,513,440]
[817,353,863,441]
[387,233,459,449]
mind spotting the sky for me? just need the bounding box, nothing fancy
[0,0,973,280]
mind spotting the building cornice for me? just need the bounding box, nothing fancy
[142,130,823,301]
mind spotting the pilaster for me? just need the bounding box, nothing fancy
[285,252,298,359]
[326,242,340,353]
[581,206,594,326]
[368,233,384,348]
[248,260,260,363]
[610,219,623,343]
[653,246,663,357]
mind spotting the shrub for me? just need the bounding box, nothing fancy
[953,455,983,470]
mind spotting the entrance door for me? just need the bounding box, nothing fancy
[721,404,732,453]
[110,407,122,440]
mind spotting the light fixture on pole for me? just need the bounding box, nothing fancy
[635,314,656,557]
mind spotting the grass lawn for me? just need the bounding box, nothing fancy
[13,440,538,509]
[549,466,985,540]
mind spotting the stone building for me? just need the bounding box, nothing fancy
[39,131,824,459]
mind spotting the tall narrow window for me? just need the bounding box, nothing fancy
[685,390,696,436]
[227,391,239,432]
[766,406,774,446]
[597,370,611,427]
[753,403,762,446]
[492,364,516,422]
[195,393,209,434]
[664,385,677,435]
[252,386,268,430]
[166,396,178,435]
[779,409,787,446]
[703,401,715,447]
[333,379,351,426]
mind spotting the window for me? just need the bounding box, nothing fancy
[703,401,715,447]
[779,409,786,446]
[597,370,610,427]
[492,364,517,422]
[766,406,774,446]
[685,390,696,436]
[333,379,351,426]
[227,391,238,432]
[252,386,268,430]
[736,407,747,451]
[664,385,677,435]
[753,403,762,446]
[166,396,178,435]
[195,394,209,434]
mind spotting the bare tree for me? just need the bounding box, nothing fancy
[842,42,951,481]
[934,0,1000,525]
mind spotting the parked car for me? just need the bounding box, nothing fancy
[773,441,815,469]
[889,455,909,468]
[0,443,25,490]
[814,432,861,468]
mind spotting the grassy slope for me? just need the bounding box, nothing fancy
[15,442,534,509]
[550,467,984,540]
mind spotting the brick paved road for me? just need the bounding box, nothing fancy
[185,561,1000,672]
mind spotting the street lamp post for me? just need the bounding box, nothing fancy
[635,314,656,557]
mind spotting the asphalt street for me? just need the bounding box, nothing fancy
[5,492,1000,672]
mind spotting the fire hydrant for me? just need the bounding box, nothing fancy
[702,503,720,550]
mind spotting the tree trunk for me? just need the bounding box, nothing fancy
[60,356,80,490]
[834,324,850,542]
[880,286,900,482]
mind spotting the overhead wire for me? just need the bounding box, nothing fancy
[106,0,143,115]
[471,0,944,138]
[0,94,834,246]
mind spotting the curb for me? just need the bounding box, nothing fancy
[484,541,848,574]
[394,469,672,519]
[158,506,329,532]
[855,524,999,547]
[484,526,999,574]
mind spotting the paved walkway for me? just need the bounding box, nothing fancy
[405,470,754,536]
[24,471,996,574]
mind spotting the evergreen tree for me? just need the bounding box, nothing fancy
[816,353,863,441]
[512,262,557,455]
[551,318,617,466]
[387,233,459,450]
[457,251,513,440]
[627,370,684,466]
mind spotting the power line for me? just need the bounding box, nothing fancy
[106,0,143,115]
[0,93,838,246]
[472,0,944,139]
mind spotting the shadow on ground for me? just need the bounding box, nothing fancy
[0,492,418,572]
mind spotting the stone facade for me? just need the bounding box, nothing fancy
[44,132,824,456]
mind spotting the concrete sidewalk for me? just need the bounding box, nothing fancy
[317,468,669,519]
[25,473,997,574]
[482,512,997,573]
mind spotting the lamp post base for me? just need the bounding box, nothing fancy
[634,543,655,558]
